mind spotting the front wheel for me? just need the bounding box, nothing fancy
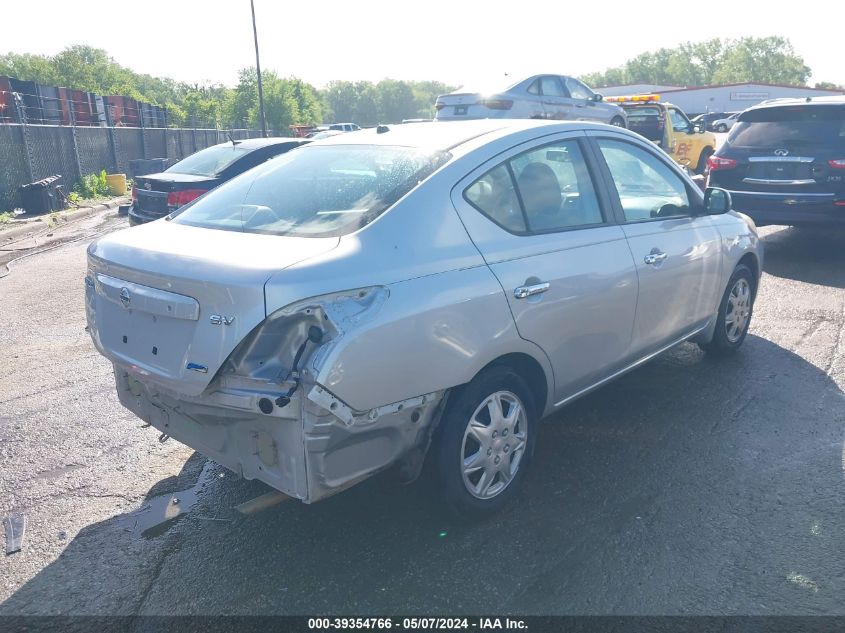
[610,116,626,128]
[696,147,714,175]
[429,366,537,520]
[699,264,755,356]
[716,124,728,133]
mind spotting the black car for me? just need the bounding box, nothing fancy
[129,137,308,225]
[691,111,732,132]
[707,97,845,226]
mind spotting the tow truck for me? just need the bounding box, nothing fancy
[605,95,716,174]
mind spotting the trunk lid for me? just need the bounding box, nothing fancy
[435,92,482,118]
[86,221,339,396]
[134,173,218,215]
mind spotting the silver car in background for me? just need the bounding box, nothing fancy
[86,120,761,518]
[435,75,628,127]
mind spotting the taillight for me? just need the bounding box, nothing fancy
[707,156,738,171]
[481,99,513,110]
[131,186,138,201]
[166,189,206,208]
[828,159,845,169]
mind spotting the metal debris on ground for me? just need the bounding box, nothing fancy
[4,515,26,554]
[234,491,291,515]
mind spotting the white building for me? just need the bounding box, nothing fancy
[597,84,683,97]
[596,82,844,115]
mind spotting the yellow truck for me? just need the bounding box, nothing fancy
[605,95,716,174]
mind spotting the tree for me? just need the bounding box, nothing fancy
[581,36,810,89]
[712,37,809,85]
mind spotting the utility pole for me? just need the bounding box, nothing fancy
[250,0,268,137]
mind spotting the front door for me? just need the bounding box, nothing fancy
[564,77,600,122]
[591,135,723,356]
[666,106,698,168]
[452,134,639,404]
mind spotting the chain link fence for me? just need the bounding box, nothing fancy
[0,124,266,210]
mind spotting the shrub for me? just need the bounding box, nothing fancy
[73,170,111,199]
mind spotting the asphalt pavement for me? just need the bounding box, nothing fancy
[1,215,844,615]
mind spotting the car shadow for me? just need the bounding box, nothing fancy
[762,225,845,288]
[2,335,845,616]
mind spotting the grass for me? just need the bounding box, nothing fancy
[0,212,13,224]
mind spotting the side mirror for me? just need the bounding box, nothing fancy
[591,93,603,102]
[704,187,732,214]
[695,124,705,134]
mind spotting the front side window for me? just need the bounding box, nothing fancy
[172,145,449,237]
[669,108,691,132]
[465,140,603,234]
[596,139,690,222]
[565,78,593,100]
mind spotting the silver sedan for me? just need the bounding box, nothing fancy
[86,120,761,518]
[435,75,628,127]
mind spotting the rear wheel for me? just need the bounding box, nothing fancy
[716,123,728,132]
[699,264,755,356]
[430,366,536,520]
[610,116,626,128]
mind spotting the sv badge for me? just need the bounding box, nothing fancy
[209,314,235,326]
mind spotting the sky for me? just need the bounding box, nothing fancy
[2,0,842,89]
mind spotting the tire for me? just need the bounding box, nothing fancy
[610,116,626,128]
[699,264,755,356]
[696,147,714,175]
[429,365,537,520]
[716,124,728,133]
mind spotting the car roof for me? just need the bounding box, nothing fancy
[747,95,845,111]
[304,119,605,153]
[210,137,308,150]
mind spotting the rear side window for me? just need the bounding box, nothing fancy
[729,105,845,149]
[173,145,450,237]
[539,77,567,97]
[464,140,603,234]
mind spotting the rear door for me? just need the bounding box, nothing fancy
[589,133,722,355]
[534,76,574,121]
[451,133,639,405]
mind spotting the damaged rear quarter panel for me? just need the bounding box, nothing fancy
[313,268,533,412]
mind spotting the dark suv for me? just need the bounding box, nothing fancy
[707,97,845,226]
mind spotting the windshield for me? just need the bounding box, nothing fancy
[728,105,845,148]
[167,144,250,176]
[171,145,450,237]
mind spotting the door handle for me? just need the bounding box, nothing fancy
[644,251,668,265]
[514,282,550,299]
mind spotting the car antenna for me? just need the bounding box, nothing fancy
[227,131,241,146]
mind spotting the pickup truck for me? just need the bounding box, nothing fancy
[605,95,716,174]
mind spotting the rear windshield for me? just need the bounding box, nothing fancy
[728,105,845,149]
[171,145,450,237]
[167,144,250,176]
[625,106,662,119]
